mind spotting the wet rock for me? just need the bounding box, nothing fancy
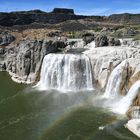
[83,47,140,90]
[126,119,140,138]
[127,106,140,119]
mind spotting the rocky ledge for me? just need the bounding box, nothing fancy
[0,29,67,83]
[126,119,140,138]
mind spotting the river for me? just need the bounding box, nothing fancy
[0,72,139,140]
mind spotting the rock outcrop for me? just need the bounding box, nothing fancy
[108,13,140,24]
[0,38,67,83]
[95,35,121,47]
[82,33,95,45]
[0,9,140,28]
[51,8,75,15]
[126,119,140,138]
[0,8,87,27]
[108,37,121,46]
[95,35,108,47]
[0,31,15,46]
[83,47,140,90]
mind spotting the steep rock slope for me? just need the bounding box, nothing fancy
[0,29,67,83]
[84,47,140,91]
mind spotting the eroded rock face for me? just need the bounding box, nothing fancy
[52,8,75,15]
[0,31,15,46]
[0,39,67,83]
[82,33,95,45]
[127,106,140,120]
[125,119,140,138]
[108,37,121,46]
[46,41,66,53]
[83,47,140,90]
[95,35,108,47]
[95,35,121,47]
[84,47,140,117]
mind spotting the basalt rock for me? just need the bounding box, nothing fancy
[0,31,15,46]
[82,33,95,45]
[47,31,62,37]
[108,37,121,46]
[46,41,67,53]
[95,35,108,47]
[83,47,140,90]
[95,35,121,47]
[0,10,140,28]
[0,39,67,83]
[52,8,75,15]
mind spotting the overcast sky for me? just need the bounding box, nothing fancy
[0,0,140,15]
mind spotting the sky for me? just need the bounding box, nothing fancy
[0,0,140,15]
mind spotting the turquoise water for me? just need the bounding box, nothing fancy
[0,72,139,140]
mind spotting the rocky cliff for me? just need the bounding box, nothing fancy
[108,13,140,24]
[0,8,140,28]
[0,9,87,27]
[0,29,67,83]
[84,47,140,90]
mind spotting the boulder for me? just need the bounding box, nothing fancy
[95,34,108,47]
[47,31,62,37]
[82,33,95,45]
[46,41,67,53]
[95,34,121,47]
[126,119,140,138]
[108,37,121,46]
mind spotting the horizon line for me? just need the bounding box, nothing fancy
[0,8,140,17]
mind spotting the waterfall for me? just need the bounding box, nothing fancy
[36,53,93,91]
[85,41,95,48]
[112,80,140,114]
[103,60,128,98]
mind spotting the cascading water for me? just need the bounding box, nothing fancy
[36,53,93,91]
[103,60,128,98]
[112,80,140,114]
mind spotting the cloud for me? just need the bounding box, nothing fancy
[75,8,110,16]
[106,8,140,15]
[75,7,140,16]
[115,9,140,14]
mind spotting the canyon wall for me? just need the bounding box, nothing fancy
[0,31,66,83]
[0,29,140,116]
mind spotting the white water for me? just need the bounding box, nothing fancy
[36,53,93,91]
[85,41,95,48]
[103,60,128,98]
[112,80,140,114]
